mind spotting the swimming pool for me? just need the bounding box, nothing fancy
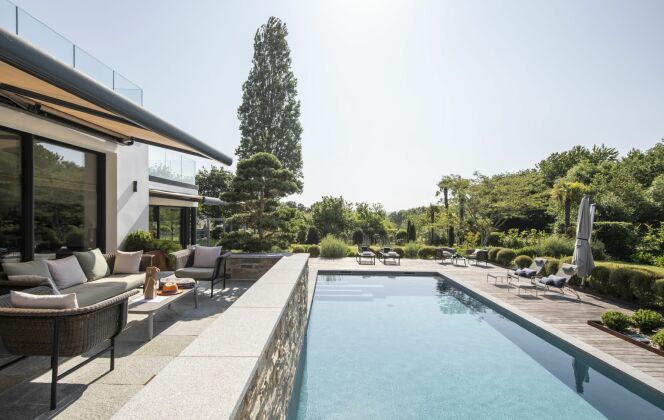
[288,274,664,419]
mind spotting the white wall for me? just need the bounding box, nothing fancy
[113,143,149,251]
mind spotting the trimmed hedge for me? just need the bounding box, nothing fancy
[496,249,517,266]
[291,245,305,253]
[308,245,320,257]
[488,247,502,262]
[514,255,533,269]
[418,246,437,259]
[587,264,664,308]
[394,246,405,257]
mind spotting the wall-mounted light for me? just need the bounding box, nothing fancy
[133,180,138,192]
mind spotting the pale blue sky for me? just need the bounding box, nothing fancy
[11,0,664,210]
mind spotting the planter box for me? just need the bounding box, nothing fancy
[587,320,664,357]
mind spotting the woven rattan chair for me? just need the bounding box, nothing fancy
[0,287,138,410]
[170,249,231,297]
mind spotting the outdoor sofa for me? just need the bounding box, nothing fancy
[170,247,231,297]
[356,246,375,265]
[377,247,400,265]
[0,251,153,410]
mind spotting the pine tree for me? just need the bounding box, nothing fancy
[237,17,303,179]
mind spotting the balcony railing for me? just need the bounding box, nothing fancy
[149,146,197,186]
[0,0,143,105]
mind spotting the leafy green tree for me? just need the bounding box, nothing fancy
[352,229,364,245]
[236,17,303,179]
[537,145,617,186]
[355,203,388,243]
[195,166,234,219]
[550,180,587,233]
[311,196,353,237]
[306,226,320,244]
[221,153,302,251]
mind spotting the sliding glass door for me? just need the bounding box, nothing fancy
[0,126,104,262]
[0,129,22,263]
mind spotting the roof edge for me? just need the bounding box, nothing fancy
[0,28,232,166]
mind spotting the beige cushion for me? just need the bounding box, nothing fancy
[113,250,143,274]
[193,246,221,268]
[10,290,78,309]
[2,260,52,279]
[74,248,110,281]
[175,267,215,280]
[46,256,87,289]
[94,273,145,290]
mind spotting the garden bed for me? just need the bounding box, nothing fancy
[587,320,664,357]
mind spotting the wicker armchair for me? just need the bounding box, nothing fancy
[0,287,139,410]
[466,249,489,266]
[170,249,231,297]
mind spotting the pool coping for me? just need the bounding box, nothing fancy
[312,268,664,403]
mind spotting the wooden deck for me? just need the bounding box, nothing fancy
[308,257,664,384]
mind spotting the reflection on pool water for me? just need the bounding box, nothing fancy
[288,275,664,419]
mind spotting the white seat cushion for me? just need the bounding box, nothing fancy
[10,290,78,309]
[45,256,87,289]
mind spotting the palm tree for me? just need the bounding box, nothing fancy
[551,180,587,233]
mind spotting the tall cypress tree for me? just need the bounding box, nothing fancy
[237,17,303,179]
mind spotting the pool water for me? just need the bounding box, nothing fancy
[288,274,664,419]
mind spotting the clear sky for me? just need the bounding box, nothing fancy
[11,0,664,211]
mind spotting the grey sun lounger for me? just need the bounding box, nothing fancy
[356,246,375,265]
[378,247,400,265]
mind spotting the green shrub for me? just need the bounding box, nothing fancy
[630,270,658,306]
[306,227,320,245]
[418,246,437,259]
[537,236,574,258]
[370,245,381,255]
[594,221,638,261]
[320,235,347,258]
[591,240,607,261]
[487,232,502,247]
[655,279,664,307]
[514,255,533,269]
[609,267,634,301]
[543,259,561,276]
[65,228,85,249]
[651,329,664,349]
[403,242,420,259]
[296,228,307,244]
[308,245,320,258]
[292,245,305,253]
[346,246,357,257]
[588,266,611,294]
[352,229,364,245]
[124,230,153,252]
[152,239,181,254]
[514,245,538,258]
[601,311,631,331]
[393,246,405,257]
[630,309,664,332]
[488,247,503,262]
[496,249,517,266]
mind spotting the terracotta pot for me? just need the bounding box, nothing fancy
[144,250,170,270]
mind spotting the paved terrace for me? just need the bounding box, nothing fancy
[308,258,664,387]
[1,256,663,419]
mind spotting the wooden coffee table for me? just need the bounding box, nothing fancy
[128,282,196,340]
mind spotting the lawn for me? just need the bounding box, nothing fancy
[597,261,664,277]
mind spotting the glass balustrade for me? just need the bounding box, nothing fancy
[1,0,143,105]
[148,146,197,186]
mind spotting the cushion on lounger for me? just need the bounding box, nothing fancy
[361,251,373,257]
[547,275,567,288]
[387,251,399,257]
[514,269,525,276]
[521,268,537,277]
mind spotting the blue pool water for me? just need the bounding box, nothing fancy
[288,274,664,419]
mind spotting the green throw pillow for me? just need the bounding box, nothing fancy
[2,260,52,279]
[74,248,110,281]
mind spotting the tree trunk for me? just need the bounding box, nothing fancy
[564,198,571,233]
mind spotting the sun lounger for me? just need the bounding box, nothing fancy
[378,247,400,265]
[533,263,580,300]
[356,246,375,265]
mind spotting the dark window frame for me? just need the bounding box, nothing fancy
[0,125,106,261]
[149,204,195,248]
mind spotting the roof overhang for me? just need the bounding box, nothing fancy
[0,28,232,166]
[149,189,226,206]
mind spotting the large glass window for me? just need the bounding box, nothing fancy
[34,140,98,259]
[158,207,181,243]
[0,130,22,263]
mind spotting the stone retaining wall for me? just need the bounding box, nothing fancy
[234,262,308,419]
[226,254,281,281]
